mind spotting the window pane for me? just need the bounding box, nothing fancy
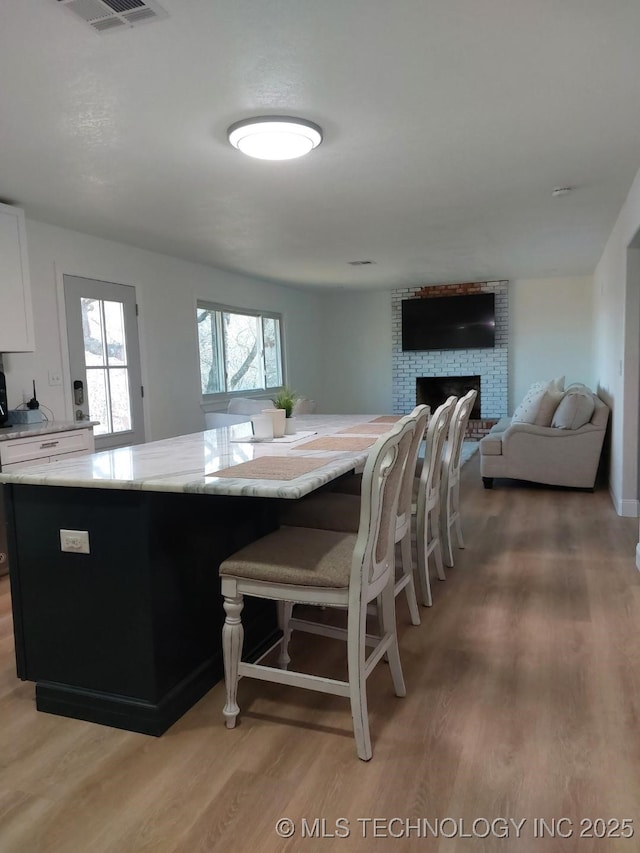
[103,300,128,366]
[262,317,282,388]
[197,304,284,398]
[197,309,223,394]
[86,368,111,436]
[108,368,132,432]
[223,312,262,392]
[81,298,106,366]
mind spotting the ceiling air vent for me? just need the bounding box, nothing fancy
[56,0,168,33]
[348,260,376,266]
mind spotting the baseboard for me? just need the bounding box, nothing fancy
[619,498,640,518]
[35,657,220,736]
[608,484,640,518]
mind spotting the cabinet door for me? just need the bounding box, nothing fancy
[0,203,34,352]
[1,457,51,472]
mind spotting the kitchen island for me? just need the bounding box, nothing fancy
[1,415,390,735]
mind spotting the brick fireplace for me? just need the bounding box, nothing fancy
[416,375,481,418]
[392,280,509,437]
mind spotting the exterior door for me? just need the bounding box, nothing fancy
[64,275,145,450]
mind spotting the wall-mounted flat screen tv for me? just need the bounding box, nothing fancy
[401,293,495,351]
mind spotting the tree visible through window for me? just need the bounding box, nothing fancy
[197,303,283,396]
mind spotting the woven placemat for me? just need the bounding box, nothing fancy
[293,435,378,452]
[211,456,334,481]
[339,423,393,435]
[371,415,401,423]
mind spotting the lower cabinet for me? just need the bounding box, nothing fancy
[0,426,95,575]
[0,428,95,471]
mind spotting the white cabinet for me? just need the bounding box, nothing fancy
[0,202,34,352]
[0,427,94,471]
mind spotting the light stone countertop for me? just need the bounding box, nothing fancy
[0,415,390,499]
[0,420,98,441]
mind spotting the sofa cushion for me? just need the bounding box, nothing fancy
[512,382,547,424]
[534,388,566,427]
[490,416,512,435]
[552,389,595,430]
[512,378,565,427]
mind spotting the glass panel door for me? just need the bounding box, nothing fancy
[64,276,145,450]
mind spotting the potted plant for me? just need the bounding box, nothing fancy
[272,387,299,434]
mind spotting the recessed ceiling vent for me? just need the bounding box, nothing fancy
[348,260,376,266]
[56,0,168,33]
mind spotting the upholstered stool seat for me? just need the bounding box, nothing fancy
[220,526,356,588]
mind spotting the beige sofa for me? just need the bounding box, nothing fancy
[480,392,609,489]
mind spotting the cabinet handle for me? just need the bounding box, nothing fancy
[40,440,59,449]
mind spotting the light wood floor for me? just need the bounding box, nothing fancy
[1,456,639,853]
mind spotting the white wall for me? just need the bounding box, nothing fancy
[3,218,324,441]
[509,276,594,410]
[317,290,393,414]
[317,278,596,418]
[593,164,640,522]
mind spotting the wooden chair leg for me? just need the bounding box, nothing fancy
[442,484,455,568]
[453,481,465,549]
[277,601,294,669]
[431,507,447,581]
[347,604,372,761]
[378,582,406,699]
[222,593,244,729]
[415,514,433,607]
[400,533,420,625]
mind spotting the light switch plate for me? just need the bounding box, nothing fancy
[60,529,90,554]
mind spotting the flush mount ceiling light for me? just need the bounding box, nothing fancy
[227,116,322,160]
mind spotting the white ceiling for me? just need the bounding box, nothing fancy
[2,0,640,289]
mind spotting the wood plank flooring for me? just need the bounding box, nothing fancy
[1,456,639,852]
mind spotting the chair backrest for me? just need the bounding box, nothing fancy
[443,389,478,481]
[396,405,430,532]
[292,398,317,415]
[227,397,271,415]
[417,396,457,512]
[351,418,415,598]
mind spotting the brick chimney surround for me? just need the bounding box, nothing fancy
[392,280,509,439]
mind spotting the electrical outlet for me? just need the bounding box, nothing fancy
[48,371,62,386]
[60,529,90,554]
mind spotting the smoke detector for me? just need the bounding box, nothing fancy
[56,0,168,33]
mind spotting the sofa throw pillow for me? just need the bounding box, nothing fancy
[550,375,565,393]
[551,389,595,430]
[534,388,566,427]
[512,382,547,424]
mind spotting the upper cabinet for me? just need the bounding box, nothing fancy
[0,203,34,352]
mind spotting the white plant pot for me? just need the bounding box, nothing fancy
[262,408,286,438]
[284,416,297,435]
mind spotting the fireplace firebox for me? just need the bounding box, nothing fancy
[416,375,481,418]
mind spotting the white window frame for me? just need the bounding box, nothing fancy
[197,301,285,405]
